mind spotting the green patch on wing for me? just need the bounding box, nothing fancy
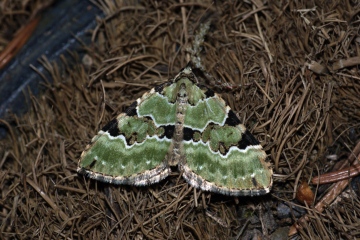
[202,125,244,152]
[79,133,171,177]
[137,93,176,125]
[118,116,157,142]
[184,97,227,130]
[183,141,271,190]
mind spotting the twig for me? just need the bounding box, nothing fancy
[0,16,40,69]
[311,163,360,184]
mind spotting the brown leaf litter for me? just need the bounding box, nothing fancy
[1,0,360,239]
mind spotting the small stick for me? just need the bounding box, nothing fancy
[0,16,40,69]
[311,163,360,184]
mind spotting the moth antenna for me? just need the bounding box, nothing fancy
[188,20,211,71]
[185,17,221,88]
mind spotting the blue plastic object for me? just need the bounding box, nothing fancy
[0,0,103,137]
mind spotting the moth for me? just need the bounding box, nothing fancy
[78,64,273,196]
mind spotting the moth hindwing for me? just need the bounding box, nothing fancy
[78,65,273,196]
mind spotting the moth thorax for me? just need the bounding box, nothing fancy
[168,83,188,166]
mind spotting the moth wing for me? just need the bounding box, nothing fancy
[181,141,272,196]
[77,86,175,186]
[180,92,272,196]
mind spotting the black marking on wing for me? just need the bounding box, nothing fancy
[163,125,175,139]
[155,82,171,93]
[196,84,215,98]
[108,124,121,137]
[204,88,215,98]
[251,177,258,187]
[224,110,260,148]
[125,101,138,116]
[183,127,195,141]
[238,130,260,149]
[101,118,120,137]
[225,110,241,126]
[88,159,97,169]
[101,118,118,132]
[191,66,208,80]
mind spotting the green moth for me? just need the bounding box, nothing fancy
[78,65,273,196]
